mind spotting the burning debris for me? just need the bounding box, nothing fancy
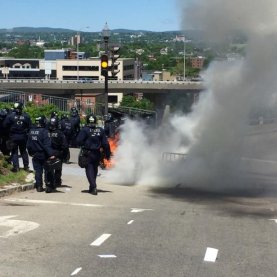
[101,133,120,169]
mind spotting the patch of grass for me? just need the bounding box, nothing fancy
[0,154,29,188]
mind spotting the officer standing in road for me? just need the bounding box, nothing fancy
[3,101,32,172]
[26,115,55,192]
[104,113,116,138]
[60,113,73,163]
[47,116,68,188]
[69,107,80,147]
[76,114,111,195]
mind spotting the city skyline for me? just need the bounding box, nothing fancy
[1,0,183,32]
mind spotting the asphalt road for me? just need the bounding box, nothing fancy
[0,125,277,277]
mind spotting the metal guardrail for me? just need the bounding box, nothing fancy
[162,152,187,162]
[0,89,73,112]
[0,89,149,118]
[0,78,203,86]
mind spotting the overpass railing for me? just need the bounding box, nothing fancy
[0,78,203,86]
[0,89,74,112]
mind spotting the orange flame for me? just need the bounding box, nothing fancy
[103,133,120,169]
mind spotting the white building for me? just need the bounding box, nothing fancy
[56,57,135,81]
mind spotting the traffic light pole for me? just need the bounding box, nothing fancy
[102,23,111,116]
[104,74,108,115]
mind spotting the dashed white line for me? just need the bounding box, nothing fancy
[98,255,117,258]
[4,198,103,207]
[269,219,277,223]
[127,220,134,225]
[131,208,153,213]
[90,234,111,246]
[204,247,218,262]
[71,267,82,275]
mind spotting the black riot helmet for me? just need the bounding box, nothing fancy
[49,116,59,130]
[86,114,97,126]
[61,113,69,120]
[0,108,8,120]
[35,115,46,128]
[71,107,79,117]
[51,111,59,118]
[104,113,113,123]
[14,101,24,114]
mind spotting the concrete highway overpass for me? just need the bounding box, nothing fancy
[0,79,205,96]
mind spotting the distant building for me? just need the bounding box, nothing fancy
[191,56,205,69]
[160,47,168,55]
[44,49,70,60]
[0,52,136,110]
[56,57,135,81]
[152,70,176,81]
[35,37,45,47]
[0,58,43,78]
[70,34,81,46]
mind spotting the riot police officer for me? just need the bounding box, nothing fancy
[76,114,111,195]
[60,113,73,163]
[46,111,60,130]
[69,107,80,147]
[26,115,55,192]
[0,108,11,159]
[47,116,68,188]
[4,101,32,172]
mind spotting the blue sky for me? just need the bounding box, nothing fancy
[1,0,182,32]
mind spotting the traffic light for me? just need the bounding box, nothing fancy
[110,46,120,77]
[101,54,109,76]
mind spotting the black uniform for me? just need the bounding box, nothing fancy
[69,108,80,147]
[0,108,11,158]
[104,113,116,138]
[76,114,111,195]
[47,117,68,188]
[60,115,73,162]
[26,116,54,192]
[4,103,32,172]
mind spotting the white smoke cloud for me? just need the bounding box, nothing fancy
[106,0,277,192]
[180,0,277,40]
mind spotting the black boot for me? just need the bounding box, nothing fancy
[45,186,53,193]
[24,166,33,173]
[36,186,44,192]
[89,188,98,195]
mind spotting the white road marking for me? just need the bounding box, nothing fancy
[269,219,277,223]
[241,157,277,164]
[0,215,39,238]
[131,208,153,213]
[98,255,117,258]
[204,247,218,262]
[4,198,102,207]
[90,234,111,246]
[71,267,82,275]
[127,220,134,225]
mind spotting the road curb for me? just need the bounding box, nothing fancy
[0,183,35,198]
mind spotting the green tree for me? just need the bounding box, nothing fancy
[120,95,154,110]
[8,45,44,58]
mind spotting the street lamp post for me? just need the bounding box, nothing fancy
[76,26,89,81]
[183,36,186,81]
[76,31,80,81]
[102,22,111,116]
